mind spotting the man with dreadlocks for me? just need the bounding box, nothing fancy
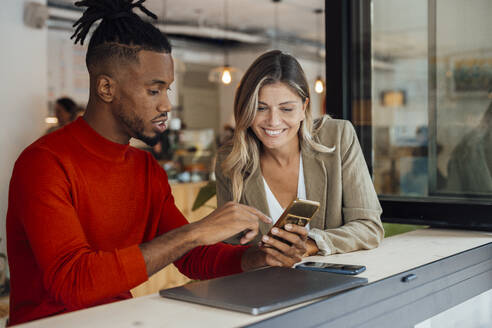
[6,0,308,325]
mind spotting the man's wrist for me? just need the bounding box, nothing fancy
[183,221,204,248]
[139,222,204,277]
[240,246,266,272]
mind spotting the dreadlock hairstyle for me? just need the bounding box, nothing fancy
[71,0,172,72]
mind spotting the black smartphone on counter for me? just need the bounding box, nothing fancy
[296,262,366,275]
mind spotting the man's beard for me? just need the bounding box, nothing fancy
[135,130,161,147]
[117,107,163,147]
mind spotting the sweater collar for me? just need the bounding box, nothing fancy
[69,117,131,162]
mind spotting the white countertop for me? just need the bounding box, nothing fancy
[17,228,492,328]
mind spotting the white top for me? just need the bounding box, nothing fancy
[261,153,328,254]
[262,153,306,225]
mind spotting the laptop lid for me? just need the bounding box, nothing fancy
[159,267,368,315]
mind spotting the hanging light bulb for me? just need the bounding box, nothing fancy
[209,65,240,85]
[315,76,324,94]
[313,8,325,95]
[208,0,241,85]
[221,67,232,84]
[272,0,281,49]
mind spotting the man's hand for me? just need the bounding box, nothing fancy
[241,224,309,270]
[140,202,271,277]
[192,202,272,246]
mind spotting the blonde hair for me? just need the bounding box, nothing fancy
[221,50,335,202]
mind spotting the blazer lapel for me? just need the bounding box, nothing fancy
[302,146,327,230]
[241,145,328,236]
[243,166,272,236]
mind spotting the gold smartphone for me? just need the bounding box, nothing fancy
[267,198,320,244]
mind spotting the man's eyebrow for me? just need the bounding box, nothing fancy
[148,79,167,85]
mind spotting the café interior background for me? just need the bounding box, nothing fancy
[0,0,327,258]
[1,0,492,257]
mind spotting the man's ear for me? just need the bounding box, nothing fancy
[96,74,116,103]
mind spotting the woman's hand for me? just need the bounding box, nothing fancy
[260,224,309,267]
[305,238,319,256]
[240,225,321,271]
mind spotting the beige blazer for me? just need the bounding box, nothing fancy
[215,117,384,255]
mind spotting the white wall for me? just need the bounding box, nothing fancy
[48,29,89,106]
[0,0,48,255]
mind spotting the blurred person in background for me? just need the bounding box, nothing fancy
[45,97,82,134]
[447,101,492,193]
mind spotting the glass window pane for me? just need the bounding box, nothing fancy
[434,0,492,198]
[366,0,492,202]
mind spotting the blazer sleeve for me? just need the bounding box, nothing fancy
[308,121,384,255]
[214,150,234,207]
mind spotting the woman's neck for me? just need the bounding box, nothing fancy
[261,137,300,167]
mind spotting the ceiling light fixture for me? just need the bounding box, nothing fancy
[314,8,324,94]
[314,77,324,94]
[272,0,281,49]
[45,117,58,124]
[208,0,240,85]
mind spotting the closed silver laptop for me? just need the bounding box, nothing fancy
[159,266,368,315]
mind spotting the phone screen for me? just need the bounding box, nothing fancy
[272,199,320,229]
[282,214,310,227]
[284,201,320,220]
[303,262,363,271]
[298,262,366,275]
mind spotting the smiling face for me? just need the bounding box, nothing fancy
[111,50,174,146]
[251,82,307,152]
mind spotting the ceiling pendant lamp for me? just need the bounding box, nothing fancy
[271,0,281,49]
[209,64,240,85]
[208,0,240,85]
[314,8,325,94]
[314,76,325,94]
[221,66,232,84]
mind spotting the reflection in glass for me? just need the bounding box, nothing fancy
[434,0,492,198]
[446,101,492,194]
[371,0,429,197]
[368,0,492,201]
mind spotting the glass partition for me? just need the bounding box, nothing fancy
[326,0,492,230]
[370,0,492,200]
[433,0,492,199]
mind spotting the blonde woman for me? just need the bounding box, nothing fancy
[216,50,384,266]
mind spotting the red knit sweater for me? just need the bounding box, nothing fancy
[6,118,247,325]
